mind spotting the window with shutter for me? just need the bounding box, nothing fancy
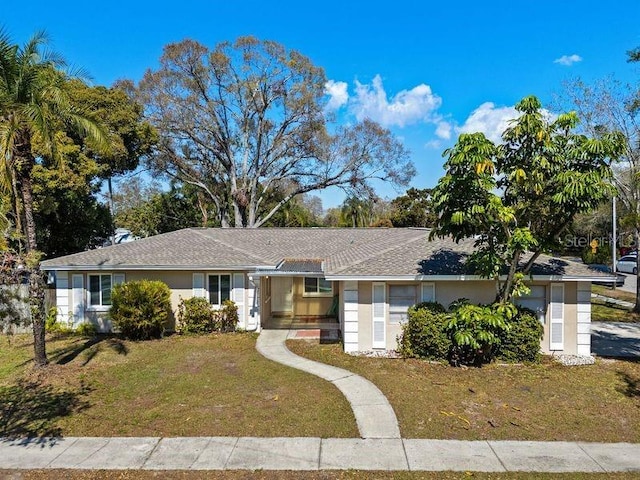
[192,273,205,298]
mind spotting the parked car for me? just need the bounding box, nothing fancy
[616,255,638,275]
[589,264,626,287]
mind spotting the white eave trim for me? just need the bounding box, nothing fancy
[41,264,274,272]
[325,274,613,282]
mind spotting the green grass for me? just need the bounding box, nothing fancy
[592,285,636,303]
[288,340,640,443]
[0,333,357,438]
[592,302,640,322]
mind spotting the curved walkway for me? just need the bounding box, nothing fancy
[256,329,401,439]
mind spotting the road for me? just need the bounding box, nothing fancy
[617,272,637,294]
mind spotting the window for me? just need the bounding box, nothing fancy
[388,285,417,324]
[208,274,231,305]
[304,277,332,296]
[515,285,546,323]
[88,273,124,307]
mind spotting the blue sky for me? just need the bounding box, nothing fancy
[4,1,640,207]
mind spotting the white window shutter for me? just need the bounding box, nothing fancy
[113,274,125,286]
[550,283,564,350]
[372,283,386,348]
[232,273,245,328]
[72,274,85,326]
[192,273,206,299]
[421,282,435,303]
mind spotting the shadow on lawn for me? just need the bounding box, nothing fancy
[617,370,640,399]
[48,334,128,366]
[0,378,91,443]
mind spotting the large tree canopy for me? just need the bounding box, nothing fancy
[431,96,624,303]
[136,36,414,227]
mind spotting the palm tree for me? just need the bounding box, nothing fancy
[0,29,106,366]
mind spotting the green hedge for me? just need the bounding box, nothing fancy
[397,302,451,360]
[398,301,543,365]
[496,308,543,363]
[177,298,238,334]
[110,280,171,340]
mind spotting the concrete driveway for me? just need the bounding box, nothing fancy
[591,321,640,358]
[617,272,637,295]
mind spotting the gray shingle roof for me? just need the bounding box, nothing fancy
[40,227,609,279]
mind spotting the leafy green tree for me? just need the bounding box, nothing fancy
[136,37,414,227]
[0,30,106,366]
[431,96,624,303]
[389,188,436,227]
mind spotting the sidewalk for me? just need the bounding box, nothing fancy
[1,436,639,472]
[256,329,400,439]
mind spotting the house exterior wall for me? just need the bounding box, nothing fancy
[351,279,587,355]
[291,277,335,318]
[54,270,255,333]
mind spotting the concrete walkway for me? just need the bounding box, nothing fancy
[256,329,400,439]
[1,436,640,472]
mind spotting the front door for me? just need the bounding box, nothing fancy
[271,277,293,314]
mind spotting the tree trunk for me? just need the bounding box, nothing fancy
[16,142,48,367]
[635,229,640,313]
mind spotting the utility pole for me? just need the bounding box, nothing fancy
[612,195,617,290]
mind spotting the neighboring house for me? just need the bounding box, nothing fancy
[40,227,611,356]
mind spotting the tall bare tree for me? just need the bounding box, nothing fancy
[136,37,414,227]
[561,77,640,310]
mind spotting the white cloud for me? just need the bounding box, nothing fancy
[457,102,557,143]
[425,139,443,149]
[554,54,583,66]
[350,75,442,128]
[458,102,520,143]
[324,80,349,111]
[435,121,452,140]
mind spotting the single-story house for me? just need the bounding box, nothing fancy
[40,227,611,356]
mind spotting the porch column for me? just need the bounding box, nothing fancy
[343,281,359,353]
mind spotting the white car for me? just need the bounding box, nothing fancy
[616,255,638,275]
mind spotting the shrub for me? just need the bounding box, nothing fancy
[45,307,74,334]
[446,303,512,366]
[110,280,171,340]
[497,308,543,363]
[398,302,450,360]
[75,322,98,337]
[217,300,238,333]
[177,297,238,334]
[178,297,215,334]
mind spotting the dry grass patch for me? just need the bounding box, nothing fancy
[288,340,640,442]
[0,334,357,438]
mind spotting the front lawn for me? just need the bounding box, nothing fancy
[0,333,357,438]
[288,340,640,442]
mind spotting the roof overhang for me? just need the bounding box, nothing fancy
[41,264,273,272]
[324,274,613,282]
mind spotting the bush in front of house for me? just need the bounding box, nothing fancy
[496,307,543,363]
[177,297,215,334]
[446,301,511,367]
[399,299,542,366]
[177,298,238,334]
[398,302,451,360]
[110,280,171,340]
